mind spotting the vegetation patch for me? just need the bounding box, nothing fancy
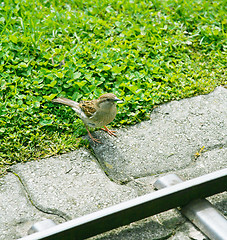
[0,0,226,175]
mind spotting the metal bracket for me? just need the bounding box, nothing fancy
[28,220,57,235]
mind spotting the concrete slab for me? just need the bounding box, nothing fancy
[177,147,227,184]
[169,222,207,240]
[89,87,227,182]
[0,174,63,240]
[12,149,137,221]
[126,147,227,196]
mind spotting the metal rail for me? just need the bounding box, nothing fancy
[19,168,227,240]
[154,173,227,240]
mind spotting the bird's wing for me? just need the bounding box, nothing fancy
[52,97,78,108]
[79,100,97,118]
[52,97,85,117]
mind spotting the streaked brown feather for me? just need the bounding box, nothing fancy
[79,100,97,118]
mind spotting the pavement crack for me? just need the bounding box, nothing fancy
[204,142,227,151]
[191,142,227,162]
[8,170,71,221]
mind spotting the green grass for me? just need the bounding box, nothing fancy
[0,0,226,175]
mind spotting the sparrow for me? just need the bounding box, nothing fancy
[52,93,123,143]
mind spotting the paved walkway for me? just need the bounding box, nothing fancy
[0,86,226,240]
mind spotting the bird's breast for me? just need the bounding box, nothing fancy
[87,106,117,128]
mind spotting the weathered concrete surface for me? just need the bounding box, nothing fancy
[0,86,226,240]
[125,146,227,197]
[12,149,137,221]
[169,222,207,240]
[0,174,63,240]
[89,86,227,182]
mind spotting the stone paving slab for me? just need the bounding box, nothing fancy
[169,222,207,240]
[89,86,227,183]
[0,174,63,240]
[11,149,137,221]
[125,147,227,197]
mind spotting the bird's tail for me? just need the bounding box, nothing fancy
[52,97,79,108]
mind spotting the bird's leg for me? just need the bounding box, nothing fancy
[101,126,117,137]
[85,126,101,144]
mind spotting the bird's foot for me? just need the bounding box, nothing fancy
[90,135,101,144]
[101,126,117,137]
[86,126,101,144]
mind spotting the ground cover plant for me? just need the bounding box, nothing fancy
[0,0,226,175]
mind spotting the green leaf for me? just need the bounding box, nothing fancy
[73,72,82,79]
[48,80,57,88]
[18,62,27,68]
[39,119,53,126]
[34,102,40,108]
[43,94,58,101]
[10,35,18,44]
[56,72,64,78]
[75,81,87,88]
[112,65,122,74]
[103,64,112,70]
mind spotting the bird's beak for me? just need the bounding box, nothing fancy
[114,97,123,103]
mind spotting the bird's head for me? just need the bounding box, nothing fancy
[97,93,123,110]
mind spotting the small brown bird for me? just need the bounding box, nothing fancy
[52,93,123,143]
